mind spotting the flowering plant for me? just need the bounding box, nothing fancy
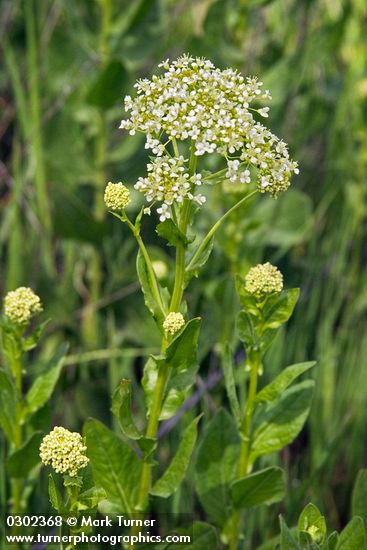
[79,55,310,547]
[0,56,320,549]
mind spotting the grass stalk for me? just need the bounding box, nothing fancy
[24,0,54,275]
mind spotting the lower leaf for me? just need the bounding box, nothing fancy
[231,466,285,509]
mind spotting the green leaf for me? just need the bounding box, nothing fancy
[142,319,201,421]
[336,517,366,549]
[86,60,129,109]
[48,474,66,513]
[24,343,68,419]
[298,503,327,544]
[195,409,240,527]
[222,345,241,426]
[165,318,202,368]
[185,236,214,283]
[280,516,299,549]
[263,289,300,330]
[111,379,156,460]
[7,431,43,478]
[237,310,257,347]
[84,419,142,513]
[235,275,260,315]
[250,380,314,462]
[0,369,17,441]
[150,414,202,498]
[352,470,367,526]
[22,320,50,352]
[231,466,285,509]
[255,362,316,404]
[136,249,164,325]
[76,487,106,511]
[156,219,188,247]
[112,379,141,440]
[0,322,21,377]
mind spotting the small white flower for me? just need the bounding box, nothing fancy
[257,107,269,118]
[157,203,171,222]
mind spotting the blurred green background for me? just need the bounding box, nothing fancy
[1,0,366,544]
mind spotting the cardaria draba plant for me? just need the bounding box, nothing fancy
[39,427,104,537]
[81,54,301,544]
[195,263,315,548]
[0,287,68,531]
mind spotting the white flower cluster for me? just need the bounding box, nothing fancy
[135,155,206,221]
[226,160,251,184]
[120,55,298,207]
[40,426,89,477]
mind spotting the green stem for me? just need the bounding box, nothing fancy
[187,190,257,272]
[11,354,24,534]
[131,144,197,523]
[123,215,166,317]
[229,351,261,550]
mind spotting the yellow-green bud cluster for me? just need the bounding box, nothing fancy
[245,262,283,296]
[39,426,89,477]
[163,312,185,335]
[104,182,130,211]
[4,287,42,325]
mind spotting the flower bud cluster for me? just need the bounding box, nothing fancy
[104,182,130,211]
[245,262,283,296]
[4,287,42,325]
[40,426,89,477]
[163,312,185,334]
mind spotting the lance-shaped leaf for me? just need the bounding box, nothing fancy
[250,380,314,462]
[111,379,156,460]
[237,310,258,348]
[0,369,17,441]
[156,219,188,247]
[262,288,300,330]
[185,236,214,284]
[255,362,316,404]
[142,319,201,421]
[24,343,68,419]
[150,414,202,498]
[112,379,142,440]
[22,320,50,352]
[195,409,240,527]
[336,517,366,549]
[48,474,67,514]
[136,249,165,325]
[7,431,44,478]
[84,419,142,514]
[231,466,285,509]
[298,503,327,544]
